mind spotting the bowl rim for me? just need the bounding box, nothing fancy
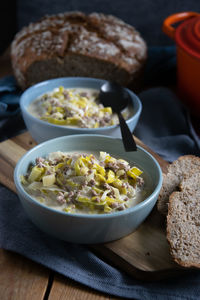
[20,77,142,132]
[14,134,163,219]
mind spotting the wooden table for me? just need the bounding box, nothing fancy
[0,49,121,300]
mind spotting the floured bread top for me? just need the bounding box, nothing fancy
[11,11,147,89]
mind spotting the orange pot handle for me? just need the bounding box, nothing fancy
[163,12,200,40]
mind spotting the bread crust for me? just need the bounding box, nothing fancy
[157,155,200,215]
[167,175,200,268]
[157,155,200,268]
[11,11,147,89]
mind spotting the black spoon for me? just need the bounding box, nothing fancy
[99,81,137,152]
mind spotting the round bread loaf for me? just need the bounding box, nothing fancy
[11,11,147,90]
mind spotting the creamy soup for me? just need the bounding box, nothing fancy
[21,151,152,215]
[28,87,131,128]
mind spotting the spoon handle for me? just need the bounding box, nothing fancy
[118,112,137,152]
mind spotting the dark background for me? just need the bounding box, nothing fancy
[1,0,200,54]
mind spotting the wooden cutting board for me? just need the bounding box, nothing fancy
[0,132,188,280]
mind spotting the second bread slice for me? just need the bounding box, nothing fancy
[157,155,200,215]
[166,173,200,268]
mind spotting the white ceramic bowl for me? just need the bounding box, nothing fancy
[14,135,162,244]
[20,77,142,143]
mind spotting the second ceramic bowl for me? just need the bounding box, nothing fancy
[20,77,142,143]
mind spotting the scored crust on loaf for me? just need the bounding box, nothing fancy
[11,11,147,89]
[157,155,200,215]
[167,173,200,268]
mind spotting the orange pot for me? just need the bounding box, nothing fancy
[163,12,200,117]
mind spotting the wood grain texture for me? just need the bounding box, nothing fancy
[0,139,26,192]
[0,132,186,281]
[49,274,119,300]
[91,208,185,280]
[0,249,49,300]
[12,132,37,150]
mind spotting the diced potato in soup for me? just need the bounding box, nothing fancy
[28,87,131,128]
[21,151,151,215]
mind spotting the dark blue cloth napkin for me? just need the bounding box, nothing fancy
[0,75,24,141]
[0,46,200,299]
[135,87,200,162]
[1,183,200,300]
[0,75,21,118]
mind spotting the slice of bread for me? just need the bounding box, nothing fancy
[167,173,200,268]
[180,173,200,193]
[157,155,200,215]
